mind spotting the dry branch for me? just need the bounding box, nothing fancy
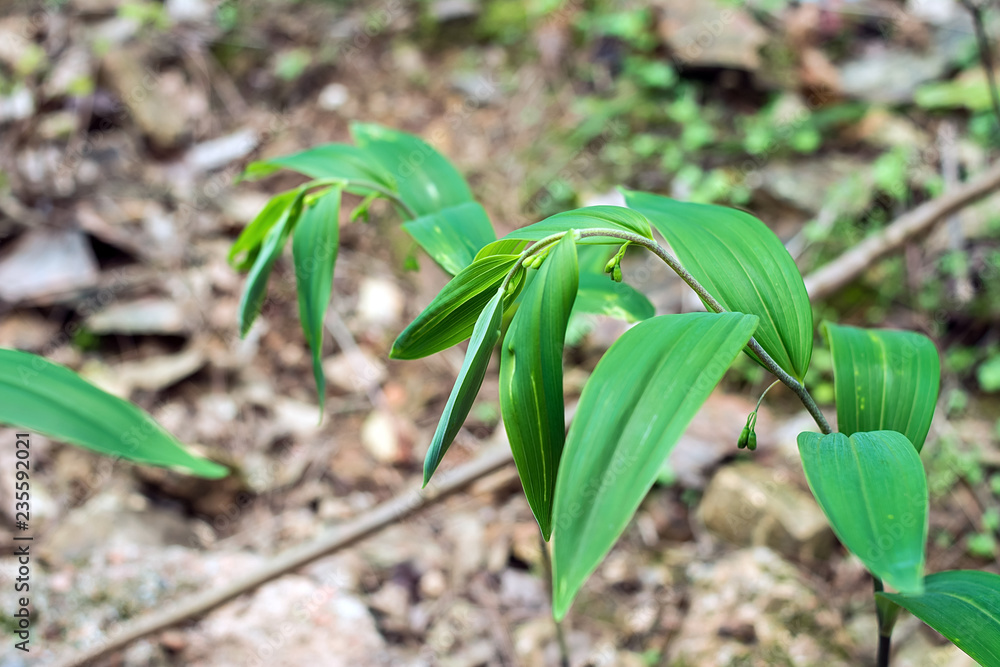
[804,161,1000,300]
[53,445,513,667]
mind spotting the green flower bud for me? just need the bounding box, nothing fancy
[747,430,757,451]
[737,426,750,449]
[612,264,623,283]
[604,257,618,274]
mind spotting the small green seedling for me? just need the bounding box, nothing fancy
[225,124,998,666]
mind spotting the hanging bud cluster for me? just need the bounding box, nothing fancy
[738,410,758,451]
[604,242,630,283]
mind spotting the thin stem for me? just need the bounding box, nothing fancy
[877,634,891,667]
[309,177,419,219]
[960,0,1000,132]
[569,228,834,435]
[538,531,571,667]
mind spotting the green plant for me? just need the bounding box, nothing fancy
[227,124,999,666]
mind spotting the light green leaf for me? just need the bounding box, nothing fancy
[244,143,393,187]
[229,188,300,270]
[572,272,654,323]
[423,289,504,485]
[500,234,579,540]
[351,122,474,216]
[475,238,530,261]
[623,189,813,380]
[292,188,341,409]
[390,255,523,360]
[552,311,759,618]
[0,349,227,478]
[502,206,653,244]
[798,430,928,594]
[879,570,1000,666]
[402,201,497,276]
[238,189,304,336]
[823,323,940,452]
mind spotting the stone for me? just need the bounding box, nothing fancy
[669,547,851,666]
[101,49,189,150]
[318,82,349,110]
[184,129,258,173]
[183,575,387,666]
[758,155,873,215]
[0,229,99,303]
[0,86,34,123]
[657,0,768,71]
[361,409,402,464]
[39,492,197,565]
[698,462,835,562]
[0,312,58,352]
[86,298,188,335]
[356,277,404,329]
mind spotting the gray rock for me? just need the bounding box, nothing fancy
[698,462,835,562]
[0,229,99,303]
[86,298,188,335]
[183,575,387,666]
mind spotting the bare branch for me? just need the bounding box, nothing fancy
[804,161,1000,300]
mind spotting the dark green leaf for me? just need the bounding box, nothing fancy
[572,272,654,323]
[502,206,653,245]
[798,430,928,594]
[244,143,393,187]
[390,255,523,360]
[879,570,1000,666]
[238,190,304,336]
[424,289,505,485]
[0,349,227,478]
[823,323,940,452]
[500,234,579,540]
[351,122,474,216]
[552,311,759,618]
[292,188,341,409]
[402,201,497,276]
[229,188,300,270]
[623,189,813,380]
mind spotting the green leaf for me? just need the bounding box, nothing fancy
[402,201,497,276]
[879,570,1000,666]
[623,189,813,380]
[0,348,227,478]
[552,311,759,618]
[423,289,504,485]
[502,206,653,244]
[390,254,523,360]
[500,234,579,540]
[238,189,304,336]
[351,122,474,216]
[798,430,928,594]
[474,238,530,261]
[292,188,341,409]
[229,188,300,270]
[244,143,393,187]
[572,272,654,323]
[823,323,940,452]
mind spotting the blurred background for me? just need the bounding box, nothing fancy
[0,0,998,665]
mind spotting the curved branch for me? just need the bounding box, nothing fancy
[52,445,513,667]
[574,228,833,434]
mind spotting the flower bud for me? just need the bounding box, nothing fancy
[737,426,750,449]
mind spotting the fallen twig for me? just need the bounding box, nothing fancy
[53,445,513,667]
[803,161,1000,300]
